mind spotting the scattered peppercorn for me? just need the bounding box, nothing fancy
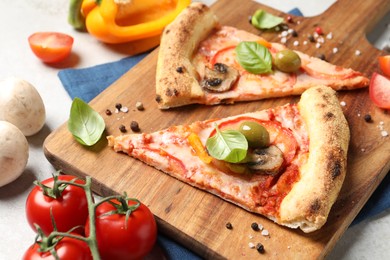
[248,15,252,24]
[105,109,112,116]
[130,121,140,132]
[115,103,122,110]
[291,30,298,37]
[315,26,324,35]
[176,67,184,73]
[119,124,127,133]
[317,54,326,61]
[256,243,265,254]
[136,101,144,111]
[286,15,293,23]
[308,34,315,42]
[225,222,233,230]
[364,114,372,123]
[251,222,260,231]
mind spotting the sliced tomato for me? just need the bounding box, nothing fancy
[378,55,390,78]
[369,72,390,109]
[210,45,237,68]
[28,32,74,63]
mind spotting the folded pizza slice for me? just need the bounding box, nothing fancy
[108,86,350,232]
[155,2,369,109]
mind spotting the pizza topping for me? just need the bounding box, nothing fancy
[273,49,301,73]
[206,125,248,163]
[235,41,273,74]
[238,121,270,148]
[201,63,239,92]
[243,145,284,174]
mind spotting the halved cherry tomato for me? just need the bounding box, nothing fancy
[378,55,390,78]
[23,234,92,260]
[25,175,89,236]
[369,72,390,109]
[85,198,157,260]
[28,32,74,63]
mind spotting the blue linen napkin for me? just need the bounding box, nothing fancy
[58,7,389,258]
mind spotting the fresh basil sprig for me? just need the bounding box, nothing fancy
[251,9,284,29]
[206,124,248,163]
[68,97,105,146]
[235,41,273,74]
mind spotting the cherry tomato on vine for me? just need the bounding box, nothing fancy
[25,175,89,236]
[28,32,74,63]
[85,198,157,260]
[23,234,92,260]
[379,55,390,78]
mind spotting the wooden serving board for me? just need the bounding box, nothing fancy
[44,0,390,258]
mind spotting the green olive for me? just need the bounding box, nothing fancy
[274,49,301,73]
[238,121,270,148]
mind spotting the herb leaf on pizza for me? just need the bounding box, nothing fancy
[155,2,369,109]
[108,85,350,232]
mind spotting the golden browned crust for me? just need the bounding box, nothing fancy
[278,85,350,232]
[155,2,218,109]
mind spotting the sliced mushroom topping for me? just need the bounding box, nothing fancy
[201,63,239,92]
[244,145,284,175]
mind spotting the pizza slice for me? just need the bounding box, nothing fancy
[155,2,369,109]
[108,85,350,232]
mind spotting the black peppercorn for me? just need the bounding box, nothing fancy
[115,103,122,110]
[176,67,184,73]
[256,243,265,254]
[317,54,326,61]
[251,222,259,231]
[364,114,372,123]
[130,121,140,132]
[119,124,127,133]
[225,222,233,230]
[105,109,112,116]
[291,30,298,37]
[308,34,315,42]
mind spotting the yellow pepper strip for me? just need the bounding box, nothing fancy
[257,38,272,49]
[82,0,191,44]
[187,133,213,164]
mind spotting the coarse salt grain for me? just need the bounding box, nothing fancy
[355,50,361,56]
[261,229,269,236]
[281,31,288,37]
[381,130,389,137]
[333,47,338,54]
[248,242,255,249]
[317,36,325,44]
[258,223,264,231]
[326,32,333,39]
[340,101,346,106]
[316,43,321,48]
[293,40,299,46]
[120,106,129,113]
[303,40,308,45]
[281,37,287,44]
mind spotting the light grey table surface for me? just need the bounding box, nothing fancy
[0,0,389,259]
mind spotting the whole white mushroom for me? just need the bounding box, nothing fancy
[0,77,46,136]
[0,121,29,187]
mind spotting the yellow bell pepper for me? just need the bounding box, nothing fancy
[76,0,190,44]
[187,133,213,164]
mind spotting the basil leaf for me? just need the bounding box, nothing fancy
[68,97,105,146]
[235,41,272,74]
[251,9,284,29]
[206,125,248,163]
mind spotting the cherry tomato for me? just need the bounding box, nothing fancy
[85,198,157,260]
[28,32,73,63]
[369,72,390,109]
[23,235,92,260]
[379,55,390,78]
[25,175,89,236]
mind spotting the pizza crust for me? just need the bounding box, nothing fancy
[156,2,218,109]
[278,85,350,232]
